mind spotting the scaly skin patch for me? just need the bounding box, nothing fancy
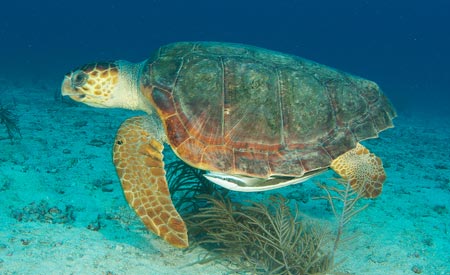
[113,116,188,248]
[330,143,386,198]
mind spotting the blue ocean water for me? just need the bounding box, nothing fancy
[1,0,449,115]
[0,1,449,274]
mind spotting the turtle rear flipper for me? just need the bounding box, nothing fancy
[113,116,188,248]
[331,143,386,198]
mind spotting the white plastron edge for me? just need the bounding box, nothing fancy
[204,169,327,192]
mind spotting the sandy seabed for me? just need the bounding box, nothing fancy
[0,80,449,275]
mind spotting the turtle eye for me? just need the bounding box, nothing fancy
[71,71,88,87]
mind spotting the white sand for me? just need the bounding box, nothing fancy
[0,80,449,274]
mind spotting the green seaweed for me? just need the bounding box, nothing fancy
[0,105,21,142]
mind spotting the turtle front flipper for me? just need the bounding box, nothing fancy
[330,143,386,198]
[113,116,188,248]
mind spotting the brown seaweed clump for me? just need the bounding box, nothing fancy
[186,194,333,275]
[167,160,370,275]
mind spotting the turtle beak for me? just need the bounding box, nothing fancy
[61,74,86,102]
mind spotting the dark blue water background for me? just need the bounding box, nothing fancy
[0,0,449,115]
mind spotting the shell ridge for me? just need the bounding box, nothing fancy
[219,56,225,140]
[275,68,286,147]
[318,74,338,128]
[171,57,186,92]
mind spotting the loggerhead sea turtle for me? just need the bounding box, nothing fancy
[61,42,396,248]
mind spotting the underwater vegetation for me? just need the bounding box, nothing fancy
[316,178,369,258]
[166,159,227,214]
[167,160,371,275]
[0,104,21,142]
[187,194,332,275]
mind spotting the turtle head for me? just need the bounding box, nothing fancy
[61,61,149,111]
